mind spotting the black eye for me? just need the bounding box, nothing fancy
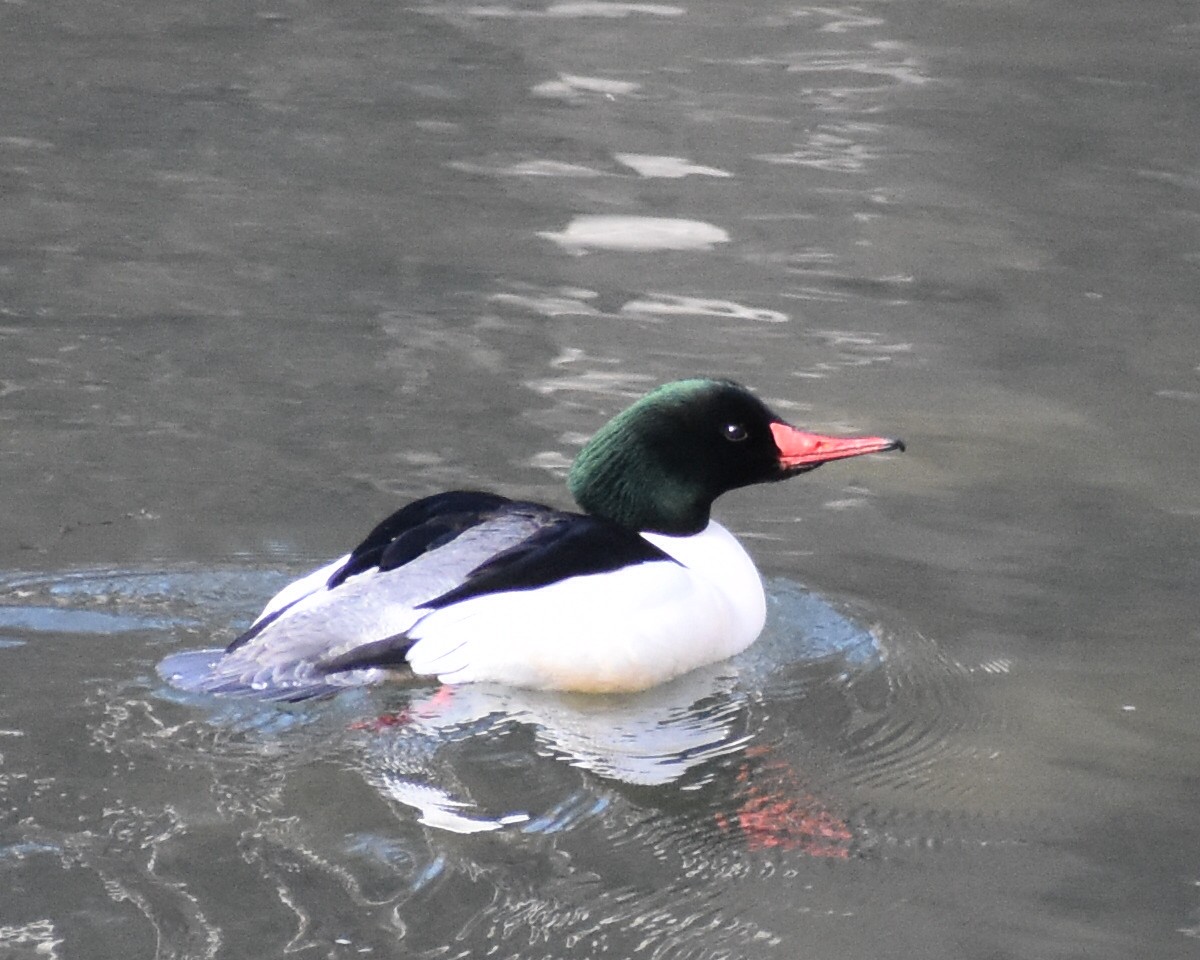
[722,423,748,442]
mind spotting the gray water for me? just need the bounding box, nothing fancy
[2,0,1198,957]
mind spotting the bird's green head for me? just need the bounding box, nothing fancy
[567,379,904,535]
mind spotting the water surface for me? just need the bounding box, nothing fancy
[2,0,1198,957]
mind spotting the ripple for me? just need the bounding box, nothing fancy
[0,920,64,959]
[754,131,879,172]
[834,636,977,795]
[759,597,982,798]
[0,605,185,634]
[490,287,602,317]
[736,581,1023,861]
[621,294,788,323]
[1,566,1018,956]
[524,367,655,397]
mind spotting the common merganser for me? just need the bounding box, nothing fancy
[159,379,903,700]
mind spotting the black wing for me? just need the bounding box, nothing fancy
[420,514,678,609]
[327,490,518,588]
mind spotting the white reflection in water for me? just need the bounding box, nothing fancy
[363,665,751,832]
[783,47,932,87]
[448,158,605,178]
[792,5,886,34]
[530,74,641,101]
[614,153,732,179]
[490,288,602,317]
[526,449,574,476]
[621,294,788,323]
[1155,389,1200,402]
[754,131,878,172]
[792,329,912,378]
[0,920,64,960]
[421,1,683,18]
[539,215,730,252]
[524,367,655,396]
[711,42,931,116]
[544,1,684,16]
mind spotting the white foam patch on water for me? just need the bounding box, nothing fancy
[525,369,656,402]
[802,7,886,32]
[545,2,684,16]
[531,74,640,100]
[527,450,574,475]
[539,215,729,252]
[0,137,56,150]
[621,293,788,322]
[490,290,601,317]
[754,134,877,172]
[448,159,605,178]
[422,2,682,17]
[614,153,732,178]
[377,777,530,834]
[1155,389,1200,402]
[821,497,869,510]
[0,919,63,959]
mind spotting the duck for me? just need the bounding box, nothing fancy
[158,379,903,700]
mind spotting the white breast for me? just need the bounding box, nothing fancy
[640,520,767,642]
[404,520,766,692]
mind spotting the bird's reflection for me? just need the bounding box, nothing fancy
[351,657,853,858]
[355,663,751,833]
